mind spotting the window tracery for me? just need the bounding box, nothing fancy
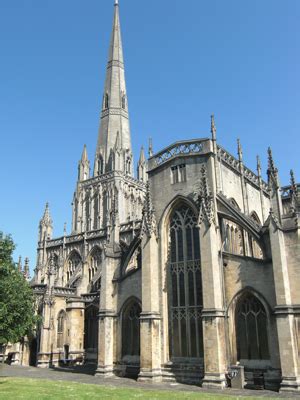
[236,294,269,360]
[66,252,81,282]
[57,310,66,348]
[89,248,102,283]
[222,218,263,259]
[168,205,203,359]
[122,301,141,358]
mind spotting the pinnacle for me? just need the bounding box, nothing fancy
[139,146,146,163]
[81,144,88,162]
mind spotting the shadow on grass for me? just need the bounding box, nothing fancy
[50,365,97,376]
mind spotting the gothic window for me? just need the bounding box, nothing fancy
[236,294,269,360]
[168,205,203,359]
[171,164,186,184]
[122,301,141,358]
[229,198,241,210]
[57,310,66,348]
[89,248,102,283]
[122,94,126,109]
[222,218,263,259]
[84,305,98,351]
[104,93,109,109]
[250,211,261,226]
[85,196,90,231]
[67,251,81,282]
[93,195,99,230]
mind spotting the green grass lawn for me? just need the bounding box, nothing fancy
[0,377,282,400]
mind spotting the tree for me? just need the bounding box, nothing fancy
[0,232,37,349]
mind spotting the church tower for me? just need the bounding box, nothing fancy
[71,0,145,234]
[94,0,133,176]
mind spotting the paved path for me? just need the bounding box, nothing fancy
[1,364,300,399]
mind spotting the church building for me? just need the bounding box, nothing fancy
[32,0,300,392]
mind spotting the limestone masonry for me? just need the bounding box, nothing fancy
[17,1,300,393]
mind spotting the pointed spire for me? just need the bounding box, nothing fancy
[39,202,53,241]
[137,146,147,182]
[237,138,243,162]
[24,257,30,280]
[256,155,261,177]
[139,146,146,164]
[81,144,88,162]
[149,138,153,157]
[42,202,52,225]
[17,256,22,273]
[78,144,90,181]
[96,0,132,175]
[211,114,216,141]
[267,147,279,189]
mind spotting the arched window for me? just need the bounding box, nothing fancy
[122,94,126,110]
[104,93,109,109]
[93,194,99,230]
[84,305,98,351]
[168,204,203,359]
[89,248,102,283]
[250,211,261,226]
[67,251,81,282]
[122,301,141,358]
[57,310,66,348]
[236,293,269,360]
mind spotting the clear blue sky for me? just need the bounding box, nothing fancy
[0,0,299,273]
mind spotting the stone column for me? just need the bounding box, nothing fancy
[200,222,227,388]
[96,243,120,377]
[197,161,227,389]
[269,216,300,392]
[138,233,162,382]
[66,299,85,363]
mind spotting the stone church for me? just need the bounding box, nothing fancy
[31,0,300,392]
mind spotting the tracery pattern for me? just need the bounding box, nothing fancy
[236,294,269,360]
[169,205,203,359]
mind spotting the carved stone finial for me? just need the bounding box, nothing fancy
[267,147,279,188]
[63,222,67,235]
[211,114,216,140]
[196,164,215,226]
[256,155,261,177]
[24,257,30,279]
[140,182,157,239]
[148,137,153,157]
[17,256,22,272]
[290,170,297,191]
[237,138,243,162]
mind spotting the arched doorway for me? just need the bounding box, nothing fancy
[235,293,270,361]
[168,204,203,360]
[121,299,141,378]
[84,305,99,364]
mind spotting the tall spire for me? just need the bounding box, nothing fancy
[95,0,132,176]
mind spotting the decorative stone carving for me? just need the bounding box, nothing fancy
[194,165,215,226]
[140,182,157,239]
